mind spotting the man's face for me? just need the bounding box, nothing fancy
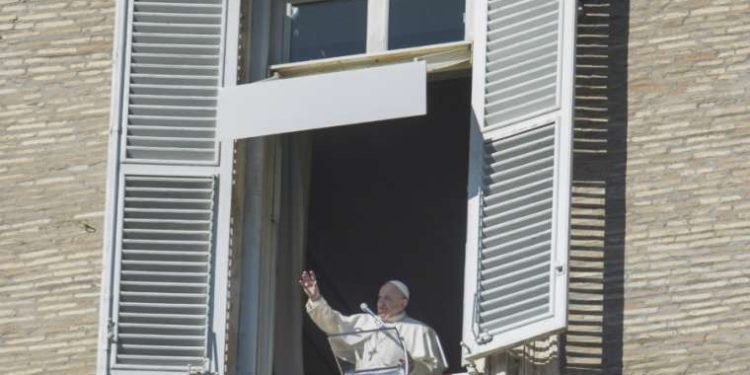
[376,283,408,321]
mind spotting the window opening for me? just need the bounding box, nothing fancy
[288,0,368,62]
[285,0,465,63]
[270,78,471,374]
[388,0,465,49]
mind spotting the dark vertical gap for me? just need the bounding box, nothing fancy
[601,0,628,373]
[562,0,628,374]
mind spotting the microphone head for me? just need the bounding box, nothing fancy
[359,303,368,312]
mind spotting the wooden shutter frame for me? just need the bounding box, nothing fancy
[461,0,575,361]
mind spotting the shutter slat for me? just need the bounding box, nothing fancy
[119,334,205,341]
[132,22,220,34]
[479,293,549,322]
[132,13,221,25]
[129,94,217,106]
[132,43,220,55]
[481,251,550,284]
[121,281,209,288]
[121,344,205,351]
[123,250,209,262]
[122,260,209,267]
[484,165,554,193]
[129,88,217,97]
[121,272,210,284]
[480,230,552,258]
[480,282,549,313]
[116,354,205,366]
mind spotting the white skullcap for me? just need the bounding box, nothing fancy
[387,280,410,299]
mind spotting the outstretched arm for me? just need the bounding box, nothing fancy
[298,270,368,335]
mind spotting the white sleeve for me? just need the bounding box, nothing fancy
[305,297,369,335]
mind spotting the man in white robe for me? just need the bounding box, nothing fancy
[299,270,448,375]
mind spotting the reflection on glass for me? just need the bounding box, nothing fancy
[388,0,465,50]
[289,0,368,63]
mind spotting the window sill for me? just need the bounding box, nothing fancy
[269,41,471,78]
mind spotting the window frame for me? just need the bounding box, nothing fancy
[282,0,469,63]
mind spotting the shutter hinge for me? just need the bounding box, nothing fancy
[187,359,216,375]
[461,342,482,374]
[107,319,117,343]
[286,3,298,19]
[476,332,492,345]
[556,263,566,275]
[471,292,493,345]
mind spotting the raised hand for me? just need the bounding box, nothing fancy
[298,270,321,301]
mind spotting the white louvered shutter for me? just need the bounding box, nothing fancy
[124,0,224,164]
[100,0,232,373]
[113,175,216,369]
[461,0,575,359]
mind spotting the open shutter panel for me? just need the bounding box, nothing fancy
[101,0,231,373]
[112,175,216,370]
[124,0,224,164]
[462,0,575,359]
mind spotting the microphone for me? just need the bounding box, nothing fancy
[360,303,384,327]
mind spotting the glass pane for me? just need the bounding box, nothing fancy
[388,0,465,50]
[289,0,368,63]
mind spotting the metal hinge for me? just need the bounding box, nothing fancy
[107,319,117,343]
[476,332,492,345]
[187,359,216,375]
[461,342,482,374]
[472,292,493,345]
[286,3,298,19]
[556,263,566,275]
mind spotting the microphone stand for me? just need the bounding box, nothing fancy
[360,303,410,375]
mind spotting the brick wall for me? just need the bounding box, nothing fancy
[0,0,114,374]
[624,0,750,374]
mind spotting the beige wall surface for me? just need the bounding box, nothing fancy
[624,0,750,374]
[0,0,114,374]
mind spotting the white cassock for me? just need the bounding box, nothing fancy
[306,298,448,375]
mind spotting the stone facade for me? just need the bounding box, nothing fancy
[0,0,749,375]
[623,0,750,373]
[0,0,113,374]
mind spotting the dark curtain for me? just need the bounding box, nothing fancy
[302,78,471,374]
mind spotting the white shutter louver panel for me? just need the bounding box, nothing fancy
[485,0,561,131]
[113,175,216,369]
[477,123,556,336]
[124,0,224,164]
[463,0,573,360]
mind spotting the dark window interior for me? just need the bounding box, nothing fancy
[287,0,464,63]
[389,0,465,50]
[289,0,368,62]
[302,77,471,374]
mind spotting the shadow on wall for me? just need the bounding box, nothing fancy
[560,0,629,374]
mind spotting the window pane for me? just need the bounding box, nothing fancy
[289,0,368,62]
[388,0,464,50]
